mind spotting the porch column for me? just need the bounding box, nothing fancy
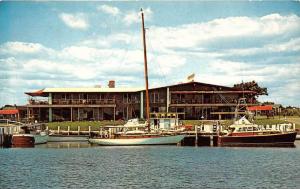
[140,91,144,119]
[48,93,53,122]
[113,107,116,122]
[77,108,80,121]
[48,93,52,104]
[49,108,52,122]
[70,107,73,121]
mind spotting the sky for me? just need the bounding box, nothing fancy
[0,1,300,107]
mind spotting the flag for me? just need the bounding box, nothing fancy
[187,73,195,82]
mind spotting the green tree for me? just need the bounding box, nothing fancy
[233,80,268,98]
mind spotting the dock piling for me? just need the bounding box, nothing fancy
[195,125,198,147]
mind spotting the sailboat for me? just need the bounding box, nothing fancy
[88,9,185,146]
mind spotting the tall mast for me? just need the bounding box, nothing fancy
[141,8,150,130]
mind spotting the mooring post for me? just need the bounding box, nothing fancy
[78,126,80,135]
[89,126,91,136]
[57,126,60,134]
[195,125,198,147]
[68,126,70,135]
[210,135,214,147]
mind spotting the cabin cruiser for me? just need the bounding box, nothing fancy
[218,117,297,147]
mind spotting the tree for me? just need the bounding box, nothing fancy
[233,80,268,98]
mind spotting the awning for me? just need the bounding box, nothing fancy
[0,109,19,115]
[247,105,273,111]
[25,89,46,97]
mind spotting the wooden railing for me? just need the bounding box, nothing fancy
[29,99,116,105]
[170,99,256,104]
[52,99,116,105]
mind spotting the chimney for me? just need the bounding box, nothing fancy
[108,80,115,88]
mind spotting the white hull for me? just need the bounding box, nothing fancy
[34,134,48,144]
[89,135,185,146]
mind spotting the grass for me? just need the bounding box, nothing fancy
[46,120,125,131]
[45,116,300,131]
[253,116,300,129]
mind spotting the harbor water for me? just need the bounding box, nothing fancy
[1,141,300,189]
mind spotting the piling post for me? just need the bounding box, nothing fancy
[58,126,60,134]
[68,126,70,135]
[195,125,198,147]
[89,126,91,136]
[78,126,80,135]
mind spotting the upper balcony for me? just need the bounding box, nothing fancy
[27,98,116,107]
[170,98,257,107]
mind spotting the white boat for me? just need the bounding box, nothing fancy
[89,119,185,146]
[89,135,185,146]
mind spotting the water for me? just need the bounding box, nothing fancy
[1,142,300,189]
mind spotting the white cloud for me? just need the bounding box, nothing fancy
[80,33,138,48]
[123,8,152,26]
[98,5,120,16]
[59,13,89,30]
[153,54,186,75]
[0,42,52,55]
[148,14,300,51]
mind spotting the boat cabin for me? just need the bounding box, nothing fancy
[150,113,183,131]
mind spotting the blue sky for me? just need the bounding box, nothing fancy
[0,1,300,106]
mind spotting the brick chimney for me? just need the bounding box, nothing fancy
[108,80,115,88]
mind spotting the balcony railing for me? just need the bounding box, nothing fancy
[28,99,116,105]
[171,98,256,104]
[28,99,48,105]
[52,99,116,105]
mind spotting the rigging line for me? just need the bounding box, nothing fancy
[146,28,169,86]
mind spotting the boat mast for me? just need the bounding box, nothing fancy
[141,8,150,131]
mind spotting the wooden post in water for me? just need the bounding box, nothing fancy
[210,135,214,147]
[68,126,70,135]
[57,126,60,134]
[78,126,80,135]
[89,126,91,136]
[195,125,198,147]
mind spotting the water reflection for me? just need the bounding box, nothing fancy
[35,140,300,149]
[36,142,92,149]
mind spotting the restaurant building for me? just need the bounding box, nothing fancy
[25,81,258,122]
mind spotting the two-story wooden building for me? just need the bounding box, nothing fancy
[25,81,257,122]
